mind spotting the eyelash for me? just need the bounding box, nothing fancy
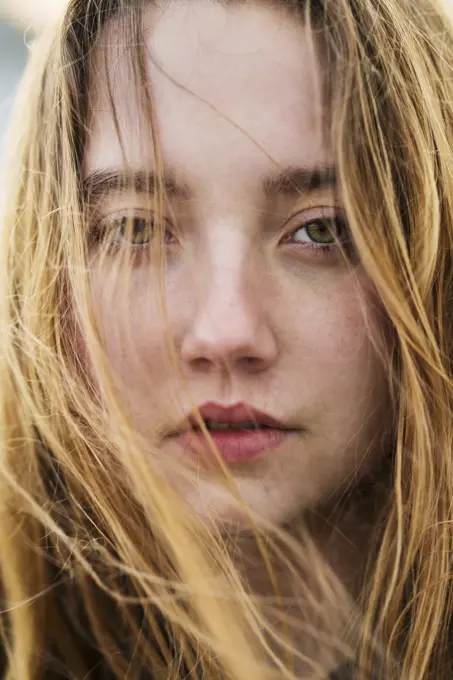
[90,214,349,261]
[89,216,173,257]
[283,216,349,259]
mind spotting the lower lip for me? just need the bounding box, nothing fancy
[176,428,295,463]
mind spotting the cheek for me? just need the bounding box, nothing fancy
[288,276,379,374]
[90,274,170,392]
[282,272,388,433]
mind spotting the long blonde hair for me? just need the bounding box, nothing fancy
[2,0,453,678]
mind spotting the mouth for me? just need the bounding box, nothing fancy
[172,402,298,463]
[191,420,281,432]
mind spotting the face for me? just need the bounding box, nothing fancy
[83,0,388,526]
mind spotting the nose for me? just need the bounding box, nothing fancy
[180,249,278,374]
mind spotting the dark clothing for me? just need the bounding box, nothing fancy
[0,656,356,679]
[329,660,356,679]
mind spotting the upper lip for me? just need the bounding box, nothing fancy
[176,401,293,433]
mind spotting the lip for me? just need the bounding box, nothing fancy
[187,402,290,430]
[172,401,298,463]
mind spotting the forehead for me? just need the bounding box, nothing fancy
[84,0,331,187]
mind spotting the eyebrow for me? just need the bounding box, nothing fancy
[263,166,336,197]
[83,169,191,203]
[82,165,337,204]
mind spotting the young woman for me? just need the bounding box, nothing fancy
[1,0,453,677]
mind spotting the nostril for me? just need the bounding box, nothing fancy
[180,307,278,370]
[240,356,263,366]
[191,357,215,372]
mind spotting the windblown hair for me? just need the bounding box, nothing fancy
[1,0,453,678]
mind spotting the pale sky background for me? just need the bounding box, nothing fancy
[0,20,28,153]
[0,0,70,142]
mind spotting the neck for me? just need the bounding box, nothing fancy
[228,483,387,677]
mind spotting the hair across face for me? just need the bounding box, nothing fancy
[83,0,390,526]
[3,0,453,678]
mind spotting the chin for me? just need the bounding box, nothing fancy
[172,475,304,531]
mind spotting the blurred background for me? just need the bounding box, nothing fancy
[0,1,66,152]
[0,20,27,153]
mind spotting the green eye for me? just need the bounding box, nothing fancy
[305,219,337,244]
[89,214,175,260]
[288,217,347,247]
[115,216,154,245]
